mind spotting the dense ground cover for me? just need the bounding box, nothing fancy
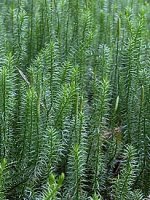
[0,0,150,199]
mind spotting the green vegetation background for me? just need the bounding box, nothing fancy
[0,0,150,199]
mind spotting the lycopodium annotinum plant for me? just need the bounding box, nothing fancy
[0,0,149,199]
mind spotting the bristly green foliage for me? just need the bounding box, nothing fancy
[0,159,7,200]
[0,0,149,199]
[113,145,139,200]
